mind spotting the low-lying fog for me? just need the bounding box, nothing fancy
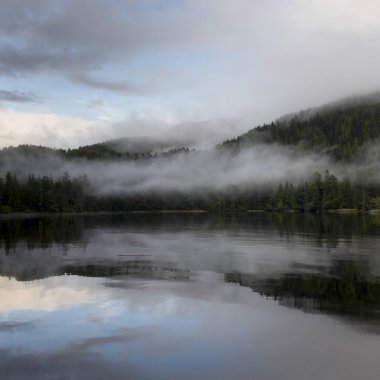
[2,141,380,195]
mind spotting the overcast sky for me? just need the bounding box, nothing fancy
[0,0,380,148]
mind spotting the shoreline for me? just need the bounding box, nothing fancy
[1,208,380,217]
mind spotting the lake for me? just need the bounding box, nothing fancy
[0,212,380,380]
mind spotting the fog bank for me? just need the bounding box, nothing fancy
[0,145,333,194]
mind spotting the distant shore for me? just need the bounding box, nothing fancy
[1,208,380,217]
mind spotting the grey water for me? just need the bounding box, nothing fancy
[1,212,380,380]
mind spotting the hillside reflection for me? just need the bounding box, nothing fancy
[225,259,380,320]
[1,212,380,324]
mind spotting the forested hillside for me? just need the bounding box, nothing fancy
[222,99,380,161]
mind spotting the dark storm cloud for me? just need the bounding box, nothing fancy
[0,89,38,103]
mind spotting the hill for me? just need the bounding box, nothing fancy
[221,95,380,161]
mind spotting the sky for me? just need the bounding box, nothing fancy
[0,0,380,148]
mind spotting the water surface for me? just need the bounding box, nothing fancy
[1,213,380,379]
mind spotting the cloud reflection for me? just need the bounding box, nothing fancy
[0,276,96,313]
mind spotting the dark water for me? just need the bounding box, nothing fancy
[1,213,380,380]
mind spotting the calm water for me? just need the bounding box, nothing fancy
[1,213,380,380]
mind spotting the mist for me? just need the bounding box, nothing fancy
[0,144,337,195]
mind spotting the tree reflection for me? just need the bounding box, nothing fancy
[1,213,380,254]
[225,259,380,319]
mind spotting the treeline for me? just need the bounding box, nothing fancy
[0,173,86,213]
[1,171,380,213]
[222,101,380,160]
[65,144,193,160]
[257,171,380,211]
[204,171,380,212]
[0,144,192,162]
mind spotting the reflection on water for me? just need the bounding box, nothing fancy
[0,213,380,379]
[226,260,380,320]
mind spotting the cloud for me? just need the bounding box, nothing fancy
[0,109,109,148]
[0,1,380,145]
[0,105,249,149]
[71,72,143,94]
[0,277,95,313]
[0,0,197,92]
[0,89,38,103]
